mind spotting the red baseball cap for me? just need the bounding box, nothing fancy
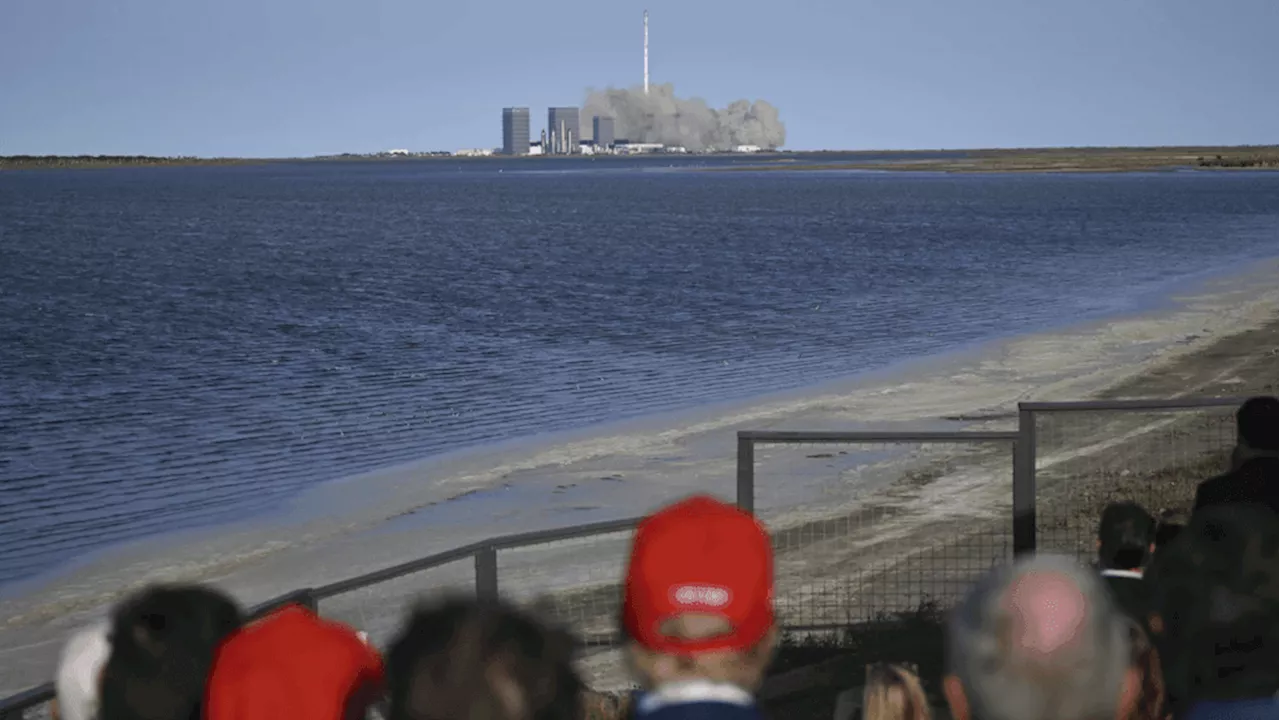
[205,604,385,720]
[622,494,775,654]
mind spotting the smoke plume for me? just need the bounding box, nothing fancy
[583,83,785,151]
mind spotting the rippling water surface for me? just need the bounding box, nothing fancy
[0,160,1275,587]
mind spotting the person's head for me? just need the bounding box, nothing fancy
[1121,618,1164,720]
[1234,396,1278,453]
[99,584,244,720]
[386,597,582,720]
[943,554,1139,720]
[1096,502,1157,571]
[55,621,112,720]
[863,663,932,720]
[1152,510,1186,557]
[1145,503,1277,712]
[622,494,778,692]
[205,604,385,720]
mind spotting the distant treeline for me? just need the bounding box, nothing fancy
[1196,154,1278,169]
[0,155,254,169]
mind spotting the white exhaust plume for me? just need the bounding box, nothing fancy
[584,83,786,151]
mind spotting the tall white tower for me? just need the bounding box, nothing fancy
[643,10,649,95]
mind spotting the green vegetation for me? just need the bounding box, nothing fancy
[1196,153,1277,168]
[715,145,1280,174]
[0,155,266,170]
[6,145,1277,173]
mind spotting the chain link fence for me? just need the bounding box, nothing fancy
[0,398,1249,718]
[740,433,1017,632]
[1023,399,1239,563]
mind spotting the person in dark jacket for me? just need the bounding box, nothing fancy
[622,495,778,720]
[1095,501,1157,625]
[1193,396,1278,513]
[1145,504,1278,719]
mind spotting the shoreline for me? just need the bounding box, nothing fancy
[2,145,1275,173]
[0,258,1274,695]
[713,146,1278,174]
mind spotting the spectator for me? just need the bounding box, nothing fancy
[622,494,776,720]
[205,603,385,720]
[1193,396,1278,513]
[1145,504,1277,719]
[1096,501,1157,623]
[1152,510,1186,556]
[943,554,1139,720]
[1121,618,1166,720]
[99,584,243,720]
[52,621,111,720]
[863,663,932,720]
[385,597,582,720]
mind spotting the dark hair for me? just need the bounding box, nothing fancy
[1146,504,1278,709]
[1153,521,1183,553]
[1152,509,1187,554]
[1237,396,1278,451]
[1097,501,1156,570]
[1123,617,1165,720]
[387,596,583,720]
[100,584,244,720]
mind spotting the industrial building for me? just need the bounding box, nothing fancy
[501,107,530,156]
[592,116,615,150]
[547,107,581,155]
[492,12,777,156]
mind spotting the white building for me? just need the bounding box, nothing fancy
[614,142,665,154]
[455,148,495,157]
[733,145,762,154]
[386,149,410,156]
[528,142,544,156]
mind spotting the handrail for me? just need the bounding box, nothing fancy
[0,396,1247,715]
[1018,397,1249,412]
[739,430,1020,443]
[0,588,323,717]
[312,516,643,600]
[0,683,54,718]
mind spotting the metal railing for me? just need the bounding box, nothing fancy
[0,396,1248,718]
[0,589,322,719]
[1020,396,1243,562]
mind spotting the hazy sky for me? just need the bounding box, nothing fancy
[2,0,1276,156]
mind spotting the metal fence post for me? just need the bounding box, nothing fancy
[1013,406,1038,556]
[737,433,755,514]
[475,545,499,601]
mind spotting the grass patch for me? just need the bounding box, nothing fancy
[712,145,1279,174]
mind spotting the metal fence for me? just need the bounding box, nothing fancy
[0,396,1247,718]
[1019,397,1242,563]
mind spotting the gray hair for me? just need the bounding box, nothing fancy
[947,554,1131,720]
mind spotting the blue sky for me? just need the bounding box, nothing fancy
[2,0,1276,156]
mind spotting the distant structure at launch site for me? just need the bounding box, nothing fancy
[498,9,785,156]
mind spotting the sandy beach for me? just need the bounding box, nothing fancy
[0,259,1275,698]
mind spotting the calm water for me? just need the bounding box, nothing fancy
[0,160,1275,588]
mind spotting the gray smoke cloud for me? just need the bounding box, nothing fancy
[582,83,785,151]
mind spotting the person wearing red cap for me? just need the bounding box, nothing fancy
[205,603,385,720]
[622,494,778,720]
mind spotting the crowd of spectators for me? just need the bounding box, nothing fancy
[35,396,1277,720]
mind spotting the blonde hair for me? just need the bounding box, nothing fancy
[863,663,932,720]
